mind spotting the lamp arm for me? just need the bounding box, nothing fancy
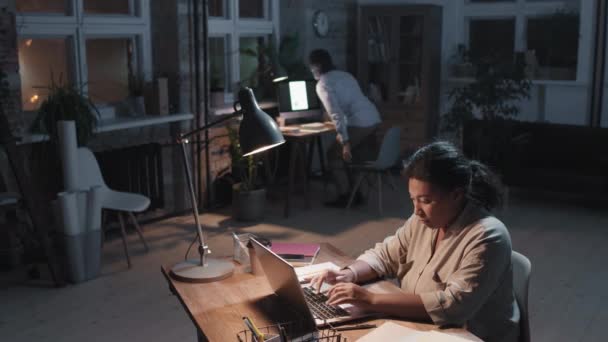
[178,109,242,141]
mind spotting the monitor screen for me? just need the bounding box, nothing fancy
[277,80,320,112]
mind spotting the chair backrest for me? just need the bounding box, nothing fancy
[77,147,107,190]
[512,251,531,342]
[373,127,401,169]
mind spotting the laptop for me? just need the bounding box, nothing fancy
[250,237,377,327]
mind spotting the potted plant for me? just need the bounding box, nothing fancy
[442,54,531,170]
[28,78,99,200]
[226,124,267,221]
[30,78,99,147]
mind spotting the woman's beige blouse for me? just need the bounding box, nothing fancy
[357,203,520,342]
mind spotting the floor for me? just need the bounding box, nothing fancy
[1,179,607,342]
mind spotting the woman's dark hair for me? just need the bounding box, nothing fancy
[308,49,336,74]
[402,141,504,211]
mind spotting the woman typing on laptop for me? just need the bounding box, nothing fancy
[310,142,519,342]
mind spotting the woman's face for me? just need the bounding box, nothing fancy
[408,178,465,229]
[310,64,322,80]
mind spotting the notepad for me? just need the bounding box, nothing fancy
[300,122,326,131]
[358,322,473,342]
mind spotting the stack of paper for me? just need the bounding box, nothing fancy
[294,262,340,282]
[358,322,473,342]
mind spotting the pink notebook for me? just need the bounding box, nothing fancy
[270,242,320,257]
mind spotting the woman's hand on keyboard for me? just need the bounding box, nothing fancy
[310,269,356,293]
[325,283,373,307]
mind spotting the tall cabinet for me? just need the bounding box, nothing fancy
[358,5,442,152]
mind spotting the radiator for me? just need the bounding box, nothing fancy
[95,143,164,211]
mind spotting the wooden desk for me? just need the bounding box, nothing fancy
[161,243,481,341]
[280,123,335,218]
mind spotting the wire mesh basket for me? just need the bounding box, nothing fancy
[236,320,345,342]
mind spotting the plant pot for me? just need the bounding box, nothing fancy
[232,184,266,221]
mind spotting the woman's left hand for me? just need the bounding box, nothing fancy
[326,282,374,307]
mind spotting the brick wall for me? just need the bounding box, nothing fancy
[0,1,23,133]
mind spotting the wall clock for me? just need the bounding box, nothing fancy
[312,10,329,38]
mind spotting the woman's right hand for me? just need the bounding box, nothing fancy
[310,268,356,293]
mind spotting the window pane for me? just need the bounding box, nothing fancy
[84,0,130,15]
[86,38,133,104]
[239,0,264,18]
[18,38,72,111]
[209,37,228,106]
[240,36,273,98]
[469,19,515,64]
[526,11,579,80]
[16,0,68,14]
[209,0,226,17]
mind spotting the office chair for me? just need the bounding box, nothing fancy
[346,127,401,215]
[77,147,150,268]
[512,251,532,342]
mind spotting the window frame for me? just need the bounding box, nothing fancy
[15,0,152,110]
[208,0,279,110]
[462,0,588,84]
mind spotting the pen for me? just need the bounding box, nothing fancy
[335,323,377,331]
[243,316,265,341]
[279,254,305,260]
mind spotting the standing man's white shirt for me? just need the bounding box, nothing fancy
[315,70,381,142]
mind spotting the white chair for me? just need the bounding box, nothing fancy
[346,127,401,215]
[512,251,531,342]
[78,147,150,268]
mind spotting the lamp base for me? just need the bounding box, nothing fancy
[170,258,234,283]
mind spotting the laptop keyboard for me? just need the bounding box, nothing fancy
[302,287,349,320]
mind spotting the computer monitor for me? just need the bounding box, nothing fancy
[276,80,322,124]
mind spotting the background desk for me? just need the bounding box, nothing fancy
[161,243,480,341]
[280,123,335,218]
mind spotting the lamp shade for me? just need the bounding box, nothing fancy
[272,65,288,83]
[238,87,285,156]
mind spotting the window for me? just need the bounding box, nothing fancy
[463,0,581,81]
[526,11,579,80]
[208,0,278,107]
[18,37,73,111]
[469,19,515,64]
[209,0,227,18]
[239,0,264,19]
[15,0,151,111]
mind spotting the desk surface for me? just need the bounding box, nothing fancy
[280,122,335,139]
[161,243,481,341]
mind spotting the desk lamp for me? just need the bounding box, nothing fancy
[171,87,285,283]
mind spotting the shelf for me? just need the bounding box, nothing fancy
[96,113,193,132]
[18,113,194,145]
[211,101,278,116]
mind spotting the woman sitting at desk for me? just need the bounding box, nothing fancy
[311,141,519,342]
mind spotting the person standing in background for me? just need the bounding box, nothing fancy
[309,49,382,207]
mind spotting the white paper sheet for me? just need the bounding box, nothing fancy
[86,185,103,231]
[58,191,80,236]
[358,322,473,342]
[58,121,79,191]
[294,261,340,282]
